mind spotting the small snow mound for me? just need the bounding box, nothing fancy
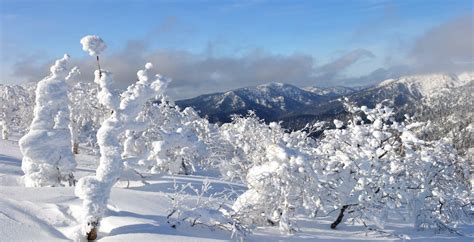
[80,35,107,56]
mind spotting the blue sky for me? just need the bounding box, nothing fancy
[1,0,473,99]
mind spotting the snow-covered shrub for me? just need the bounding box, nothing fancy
[0,119,8,140]
[0,84,35,134]
[221,114,323,233]
[167,178,249,239]
[75,62,170,240]
[69,82,109,154]
[317,102,472,232]
[19,54,77,187]
[132,98,212,175]
[233,143,323,233]
[149,127,205,174]
[316,104,405,229]
[402,137,472,232]
[217,113,275,181]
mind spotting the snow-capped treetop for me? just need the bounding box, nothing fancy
[50,54,70,77]
[80,35,107,56]
[66,66,81,81]
[94,70,119,110]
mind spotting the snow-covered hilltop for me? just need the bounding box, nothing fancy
[176,82,335,123]
[176,72,473,128]
[377,72,474,97]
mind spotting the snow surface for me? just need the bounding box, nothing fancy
[1,135,474,241]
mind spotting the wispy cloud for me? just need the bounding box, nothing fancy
[6,12,473,99]
[409,13,474,72]
[317,49,375,80]
[9,43,374,99]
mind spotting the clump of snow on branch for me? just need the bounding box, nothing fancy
[19,54,77,187]
[80,35,107,56]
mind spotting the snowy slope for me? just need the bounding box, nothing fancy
[303,86,359,97]
[176,72,474,131]
[1,136,474,241]
[377,72,473,97]
[176,82,334,123]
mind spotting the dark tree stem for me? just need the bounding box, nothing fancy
[330,205,349,229]
[96,56,102,78]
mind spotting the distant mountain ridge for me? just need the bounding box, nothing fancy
[176,82,338,123]
[302,86,361,97]
[176,72,474,130]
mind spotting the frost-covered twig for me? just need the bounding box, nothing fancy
[167,178,250,240]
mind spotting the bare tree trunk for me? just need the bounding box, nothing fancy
[86,224,98,240]
[181,158,189,175]
[73,142,79,154]
[330,205,349,229]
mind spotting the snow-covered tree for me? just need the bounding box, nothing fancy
[414,80,474,159]
[401,136,472,232]
[315,104,404,229]
[226,102,471,234]
[0,119,8,140]
[0,84,35,134]
[221,114,324,233]
[75,61,170,240]
[69,82,109,154]
[142,100,209,175]
[19,54,77,187]
[316,102,472,232]
[117,97,216,176]
[217,113,275,181]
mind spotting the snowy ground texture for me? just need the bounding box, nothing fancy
[1,135,473,241]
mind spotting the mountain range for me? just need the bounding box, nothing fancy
[176,72,474,131]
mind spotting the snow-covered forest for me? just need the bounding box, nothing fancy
[0,35,472,241]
